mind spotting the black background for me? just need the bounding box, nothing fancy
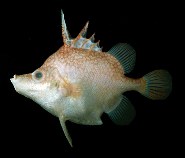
[1,1,181,157]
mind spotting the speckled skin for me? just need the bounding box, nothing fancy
[40,45,139,124]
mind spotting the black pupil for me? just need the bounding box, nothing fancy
[35,72,42,79]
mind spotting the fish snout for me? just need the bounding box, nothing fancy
[10,74,23,80]
[10,74,20,84]
[10,74,17,81]
[10,74,26,93]
[10,73,32,84]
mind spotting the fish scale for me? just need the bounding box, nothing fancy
[10,10,172,147]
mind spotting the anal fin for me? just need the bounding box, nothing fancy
[107,95,136,125]
[59,115,73,147]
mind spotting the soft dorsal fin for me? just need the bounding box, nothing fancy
[107,95,136,125]
[108,43,136,74]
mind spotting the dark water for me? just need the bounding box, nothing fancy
[1,1,180,157]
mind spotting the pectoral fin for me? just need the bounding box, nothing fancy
[59,115,73,147]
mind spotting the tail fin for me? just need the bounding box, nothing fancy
[139,70,172,100]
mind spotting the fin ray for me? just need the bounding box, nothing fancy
[139,70,172,100]
[107,95,136,125]
[108,43,136,74]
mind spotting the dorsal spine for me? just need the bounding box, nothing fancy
[61,10,102,52]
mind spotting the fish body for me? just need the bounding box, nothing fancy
[10,10,172,147]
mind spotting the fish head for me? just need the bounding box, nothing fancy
[10,66,68,107]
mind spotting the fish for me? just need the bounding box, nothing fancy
[10,10,172,147]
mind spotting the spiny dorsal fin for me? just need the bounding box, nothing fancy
[89,40,101,51]
[107,95,136,125]
[89,33,95,42]
[108,43,136,74]
[60,10,102,52]
[61,10,71,46]
[77,21,89,37]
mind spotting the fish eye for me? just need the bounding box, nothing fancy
[35,71,43,79]
[33,71,43,80]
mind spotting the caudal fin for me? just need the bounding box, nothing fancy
[139,70,172,100]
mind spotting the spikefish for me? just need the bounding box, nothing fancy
[10,10,172,147]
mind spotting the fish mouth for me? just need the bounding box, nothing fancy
[13,74,17,79]
[10,74,22,93]
[10,75,19,89]
[10,75,17,82]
